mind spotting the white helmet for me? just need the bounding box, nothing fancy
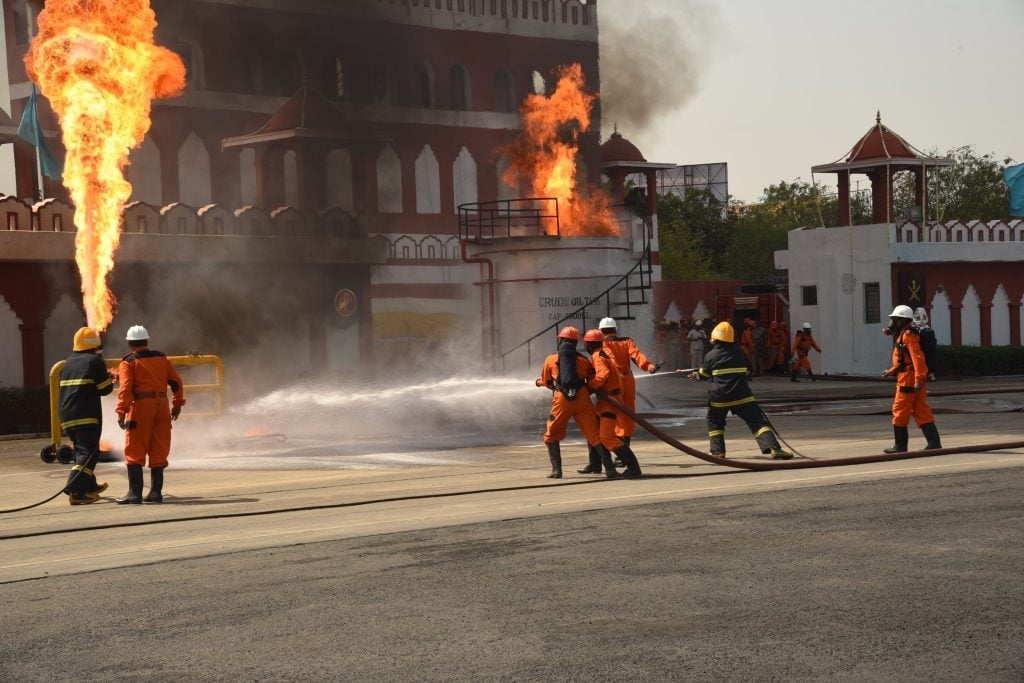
[598,317,617,331]
[913,307,929,326]
[801,322,812,330]
[889,305,914,319]
[125,325,150,342]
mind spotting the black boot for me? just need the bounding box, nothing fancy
[597,444,619,479]
[807,371,815,382]
[546,443,562,479]
[790,371,799,383]
[921,423,942,450]
[116,464,144,504]
[884,426,909,454]
[144,466,165,503]
[577,444,603,474]
[615,445,642,478]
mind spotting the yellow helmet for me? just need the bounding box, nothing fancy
[710,321,734,343]
[73,326,102,351]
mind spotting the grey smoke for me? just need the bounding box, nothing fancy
[599,0,718,136]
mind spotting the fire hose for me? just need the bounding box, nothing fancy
[604,394,1024,471]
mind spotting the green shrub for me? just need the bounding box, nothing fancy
[0,387,50,435]
[937,345,1024,377]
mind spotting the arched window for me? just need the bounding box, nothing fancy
[531,70,546,95]
[372,63,395,104]
[415,145,441,214]
[449,64,471,111]
[376,145,403,214]
[453,147,478,208]
[494,69,515,113]
[174,38,205,90]
[416,62,435,108]
[177,132,212,207]
[335,57,346,98]
[127,137,162,206]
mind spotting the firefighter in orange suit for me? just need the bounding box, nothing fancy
[881,305,942,453]
[790,322,821,382]
[597,317,658,447]
[59,327,116,505]
[536,326,616,479]
[115,325,185,504]
[766,321,787,374]
[739,318,757,365]
[583,329,642,477]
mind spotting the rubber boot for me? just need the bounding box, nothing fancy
[596,444,619,479]
[577,444,602,474]
[144,466,165,503]
[883,426,909,454]
[807,370,816,382]
[790,370,799,383]
[116,464,144,504]
[921,423,942,450]
[613,436,628,468]
[615,445,642,478]
[546,443,562,479]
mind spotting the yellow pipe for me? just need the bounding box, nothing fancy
[48,354,227,452]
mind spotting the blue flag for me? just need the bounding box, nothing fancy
[17,84,63,180]
[1005,163,1024,217]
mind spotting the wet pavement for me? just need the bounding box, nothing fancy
[1,375,1023,679]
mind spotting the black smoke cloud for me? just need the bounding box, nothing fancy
[598,0,718,136]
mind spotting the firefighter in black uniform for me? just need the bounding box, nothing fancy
[688,322,793,459]
[59,327,116,505]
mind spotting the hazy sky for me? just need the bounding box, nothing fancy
[599,0,1024,204]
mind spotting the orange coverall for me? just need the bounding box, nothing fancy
[885,328,934,427]
[767,327,788,367]
[791,332,821,371]
[740,327,755,363]
[538,352,600,446]
[116,347,186,468]
[587,347,626,452]
[602,335,656,439]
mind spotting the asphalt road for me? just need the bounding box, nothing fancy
[2,467,1022,682]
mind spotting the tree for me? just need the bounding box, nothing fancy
[656,189,733,278]
[892,146,1014,222]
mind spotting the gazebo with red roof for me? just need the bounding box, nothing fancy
[812,113,952,226]
[600,130,674,216]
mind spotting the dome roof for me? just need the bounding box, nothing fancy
[601,131,646,163]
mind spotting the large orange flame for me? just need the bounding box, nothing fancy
[25,1,185,331]
[501,63,617,237]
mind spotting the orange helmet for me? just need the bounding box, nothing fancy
[557,326,580,342]
[583,329,605,344]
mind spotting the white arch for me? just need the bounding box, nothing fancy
[376,145,403,214]
[239,148,257,207]
[691,300,711,320]
[453,146,478,209]
[960,285,981,346]
[991,285,1011,346]
[496,154,516,201]
[283,150,299,207]
[127,137,162,206]
[929,288,951,345]
[326,148,354,211]
[43,295,84,374]
[177,132,212,207]
[0,295,22,387]
[415,145,441,214]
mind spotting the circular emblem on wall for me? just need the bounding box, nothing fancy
[334,289,357,317]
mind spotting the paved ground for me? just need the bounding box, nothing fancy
[1,375,1022,680]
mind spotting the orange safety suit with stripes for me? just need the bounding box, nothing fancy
[601,335,656,439]
[885,327,934,427]
[739,327,755,363]
[766,327,788,367]
[587,347,626,452]
[116,347,185,468]
[538,351,600,446]
[791,331,821,371]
